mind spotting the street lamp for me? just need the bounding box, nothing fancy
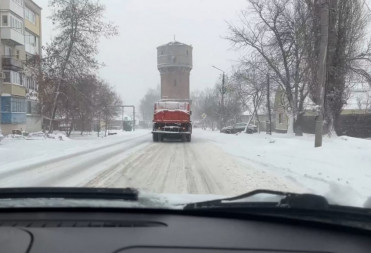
[212,65,226,129]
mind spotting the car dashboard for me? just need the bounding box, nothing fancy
[1,208,371,253]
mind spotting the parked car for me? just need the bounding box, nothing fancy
[221,123,257,134]
[220,125,232,133]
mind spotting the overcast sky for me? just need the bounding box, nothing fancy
[36,0,247,108]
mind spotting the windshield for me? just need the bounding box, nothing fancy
[0,0,370,210]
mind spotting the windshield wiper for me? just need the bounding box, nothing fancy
[185,190,371,232]
[0,187,138,201]
[184,189,329,210]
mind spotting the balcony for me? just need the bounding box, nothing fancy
[1,95,27,124]
[1,27,25,45]
[1,112,26,124]
[0,0,24,18]
[1,83,26,97]
[2,56,23,71]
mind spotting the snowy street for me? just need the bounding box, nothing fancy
[1,129,371,207]
[0,130,300,196]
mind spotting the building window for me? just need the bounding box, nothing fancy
[278,113,283,124]
[2,15,8,26]
[1,97,11,113]
[10,15,23,33]
[3,72,11,83]
[11,97,26,113]
[25,76,36,90]
[25,30,39,54]
[3,71,22,85]
[25,7,36,24]
[4,46,12,56]
[1,96,26,124]
[26,100,39,115]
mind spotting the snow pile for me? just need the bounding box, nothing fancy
[46,132,71,141]
[198,129,371,207]
[0,129,150,171]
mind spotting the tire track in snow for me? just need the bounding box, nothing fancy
[183,144,200,194]
[2,131,306,196]
[86,142,164,188]
[158,143,179,193]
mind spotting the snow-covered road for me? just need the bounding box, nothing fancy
[1,129,370,206]
[85,134,301,196]
[0,133,149,187]
[0,129,301,197]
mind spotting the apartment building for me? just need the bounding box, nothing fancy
[0,0,42,135]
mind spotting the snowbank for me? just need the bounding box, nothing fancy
[197,129,371,207]
[0,130,150,171]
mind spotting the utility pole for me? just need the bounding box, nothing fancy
[314,0,329,147]
[133,106,135,131]
[121,106,124,130]
[212,65,226,130]
[221,72,225,129]
[266,74,272,135]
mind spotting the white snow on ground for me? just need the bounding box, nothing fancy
[85,137,303,196]
[197,129,371,207]
[0,128,370,208]
[0,130,149,170]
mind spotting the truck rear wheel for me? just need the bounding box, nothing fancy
[186,134,191,142]
[153,133,158,142]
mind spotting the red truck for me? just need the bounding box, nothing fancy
[152,101,192,142]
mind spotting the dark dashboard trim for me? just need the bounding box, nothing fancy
[0,207,371,236]
[112,245,332,253]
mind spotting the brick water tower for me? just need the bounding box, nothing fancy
[157,41,192,100]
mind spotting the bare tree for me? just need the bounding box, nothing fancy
[193,88,220,130]
[223,83,244,126]
[46,74,122,137]
[92,80,122,137]
[45,0,118,133]
[139,86,160,127]
[231,59,268,131]
[227,0,310,134]
[305,0,371,134]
